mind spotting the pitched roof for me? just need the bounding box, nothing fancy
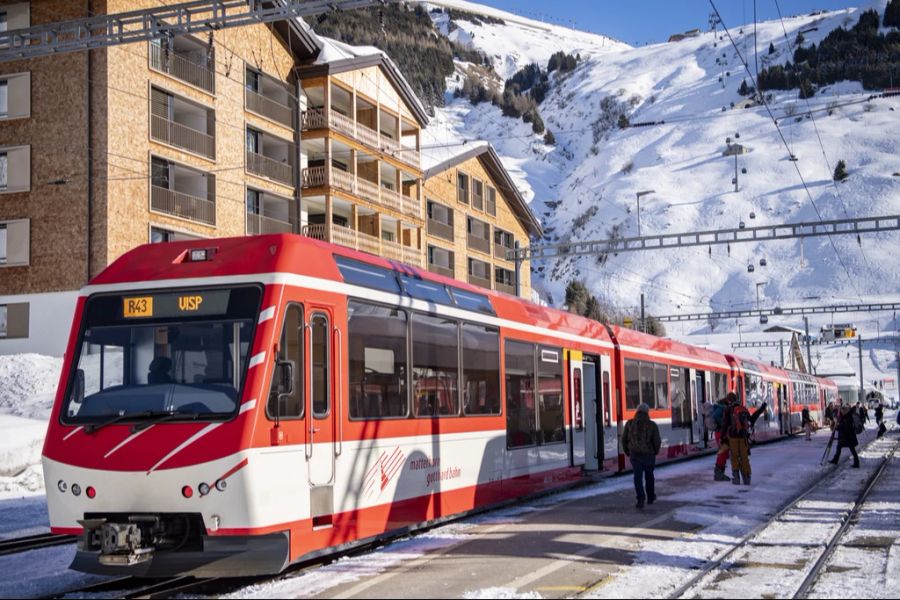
[298,36,430,127]
[423,143,542,238]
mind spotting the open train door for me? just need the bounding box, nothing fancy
[582,354,616,470]
[567,350,586,468]
[777,383,790,435]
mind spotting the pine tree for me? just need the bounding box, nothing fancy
[543,129,556,145]
[833,159,849,181]
[738,79,753,96]
[768,41,776,55]
[617,113,630,129]
[798,78,815,99]
[886,0,900,27]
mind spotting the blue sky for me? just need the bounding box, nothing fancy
[470,1,863,45]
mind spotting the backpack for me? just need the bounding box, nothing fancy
[712,403,725,428]
[851,411,864,435]
[729,405,751,437]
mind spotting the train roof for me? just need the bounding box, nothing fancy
[609,325,731,368]
[86,234,615,345]
[728,355,792,380]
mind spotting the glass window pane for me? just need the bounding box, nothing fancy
[335,256,401,294]
[462,323,500,415]
[401,276,453,306]
[670,367,691,428]
[505,340,535,448]
[411,313,459,417]
[0,152,6,190]
[538,346,564,444]
[311,313,329,418]
[348,301,408,419]
[654,363,669,409]
[0,80,8,118]
[449,288,494,315]
[639,361,654,409]
[625,359,640,409]
[267,304,303,419]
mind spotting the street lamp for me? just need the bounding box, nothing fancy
[636,190,655,237]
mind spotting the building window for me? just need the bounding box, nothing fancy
[0,219,29,266]
[0,303,29,339]
[245,67,260,93]
[0,152,6,190]
[0,80,7,118]
[0,145,29,193]
[246,128,260,154]
[246,188,260,215]
[486,186,497,216]
[0,12,6,33]
[457,171,469,204]
[427,245,454,275]
[427,200,453,226]
[494,266,515,289]
[150,226,201,243]
[472,179,484,211]
[150,156,171,189]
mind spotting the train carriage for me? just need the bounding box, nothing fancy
[727,356,794,440]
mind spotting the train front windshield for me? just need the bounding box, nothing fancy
[62,286,261,425]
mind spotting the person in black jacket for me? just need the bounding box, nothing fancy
[622,403,662,509]
[829,404,860,468]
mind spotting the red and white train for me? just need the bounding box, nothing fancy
[42,234,838,577]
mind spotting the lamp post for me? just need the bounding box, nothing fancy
[636,190,655,237]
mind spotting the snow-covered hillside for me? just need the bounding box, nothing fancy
[421,1,900,336]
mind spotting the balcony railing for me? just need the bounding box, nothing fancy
[151,114,215,158]
[355,177,381,205]
[427,219,454,242]
[247,151,294,187]
[301,223,423,267]
[468,273,492,290]
[151,185,215,225]
[247,212,295,235]
[300,107,420,168]
[467,234,491,255]
[495,243,514,261]
[495,281,516,296]
[428,263,454,278]
[245,89,294,128]
[302,165,327,188]
[301,166,421,219]
[149,43,214,94]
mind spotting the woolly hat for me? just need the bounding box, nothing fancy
[637,403,650,414]
[840,404,852,415]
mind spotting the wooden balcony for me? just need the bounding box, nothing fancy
[247,151,294,187]
[495,281,517,296]
[300,107,420,169]
[301,223,423,268]
[428,263,454,278]
[246,213,296,235]
[151,114,215,159]
[427,219,454,242]
[495,243,514,261]
[467,273,492,290]
[301,166,422,220]
[467,234,491,255]
[151,185,215,226]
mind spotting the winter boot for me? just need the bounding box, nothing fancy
[714,467,730,481]
[852,460,860,468]
[742,473,751,485]
[732,470,740,485]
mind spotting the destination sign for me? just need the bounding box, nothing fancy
[122,290,231,319]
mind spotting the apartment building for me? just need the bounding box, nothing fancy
[0,0,318,354]
[298,39,428,267]
[423,144,542,299]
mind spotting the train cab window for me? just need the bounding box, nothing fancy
[670,367,691,428]
[347,301,408,419]
[462,323,501,415]
[537,347,565,445]
[268,304,303,420]
[311,313,330,418]
[505,340,536,448]
[411,313,460,417]
[654,363,669,409]
[625,359,641,409]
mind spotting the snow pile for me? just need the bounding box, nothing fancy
[0,354,61,498]
[422,2,899,334]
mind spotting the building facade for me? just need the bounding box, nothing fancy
[423,145,541,300]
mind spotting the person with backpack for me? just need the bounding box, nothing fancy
[621,403,662,509]
[725,393,752,485]
[829,404,860,468]
[801,406,813,441]
[712,396,731,481]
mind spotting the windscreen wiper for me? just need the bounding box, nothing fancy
[85,410,155,434]
[85,410,201,434]
[130,410,202,432]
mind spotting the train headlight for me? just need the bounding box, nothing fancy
[215,479,227,492]
[71,484,82,497]
[57,480,67,493]
[181,485,194,498]
[198,482,211,496]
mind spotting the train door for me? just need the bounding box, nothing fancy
[583,356,599,470]
[687,368,698,445]
[778,383,790,434]
[599,355,617,466]
[695,370,707,445]
[567,350,586,468]
[307,308,336,523]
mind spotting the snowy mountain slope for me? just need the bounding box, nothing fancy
[421,2,900,333]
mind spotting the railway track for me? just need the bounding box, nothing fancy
[0,533,74,556]
[668,433,899,599]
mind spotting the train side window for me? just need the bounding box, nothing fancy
[624,359,641,409]
[602,370,612,426]
[538,346,565,444]
[639,361,654,409]
[267,304,303,420]
[505,340,536,448]
[347,300,409,419]
[411,313,460,417]
[654,363,669,409]
[670,367,691,427]
[462,323,501,415]
[311,313,330,418]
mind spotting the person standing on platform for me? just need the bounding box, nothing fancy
[801,406,813,441]
[726,393,752,485]
[622,403,661,509]
[829,404,860,468]
[712,396,731,481]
